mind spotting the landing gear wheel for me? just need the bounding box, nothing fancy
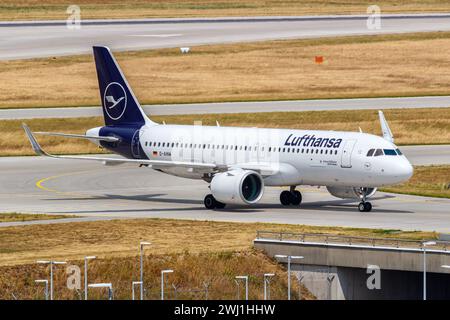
[204,194,216,209]
[358,202,366,212]
[280,189,302,206]
[291,190,302,206]
[204,194,226,210]
[280,191,291,206]
[358,202,372,212]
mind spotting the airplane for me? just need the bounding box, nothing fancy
[22,46,414,212]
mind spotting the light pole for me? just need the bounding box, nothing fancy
[274,255,304,300]
[35,279,49,300]
[37,260,66,300]
[264,273,275,300]
[161,269,173,300]
[132,281,142,300]
[422,241,436,300]
[235,276,249,300]
[88,283,113,300]
[140,241,151,300]
[84,256,96,300]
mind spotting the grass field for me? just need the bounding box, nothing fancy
[4,32,450,108]
[0,215,440,299]
[2,108,449,156]
[0,250,315,300]
[0,218,437,299]
[0,218,436,267]
[3,1,450,21]
[381,165,450,198]
[0,213,74,222]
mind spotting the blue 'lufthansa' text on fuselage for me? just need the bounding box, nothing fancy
[284,134,343,148]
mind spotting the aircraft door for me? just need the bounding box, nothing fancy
[131,129,143,158]
[341,139,357,168]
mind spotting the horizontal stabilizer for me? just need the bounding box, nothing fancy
[34,131,120,143]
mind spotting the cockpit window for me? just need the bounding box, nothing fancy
[396,148,403,155]
[374,149,384,156]
[366,149,375,157]
[383,149,397,156]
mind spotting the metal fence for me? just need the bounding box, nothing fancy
[256,231,450,251]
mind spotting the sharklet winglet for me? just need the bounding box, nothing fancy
[378,110,394,143]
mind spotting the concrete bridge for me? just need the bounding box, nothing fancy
[254,231,450,300]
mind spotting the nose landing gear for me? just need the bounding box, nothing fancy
[357,188,372,212]
[280,186,302,206]
[358,201,372,212]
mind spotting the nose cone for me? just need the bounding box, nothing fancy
[394,158,414,183]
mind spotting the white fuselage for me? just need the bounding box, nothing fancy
[135,124,413,188]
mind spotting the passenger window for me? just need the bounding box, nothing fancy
[374,149,384,156]
[367,149,375,157]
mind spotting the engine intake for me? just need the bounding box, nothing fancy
[211,169,264,205]
[326,186,377,200]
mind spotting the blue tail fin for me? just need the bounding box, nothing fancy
[93,46,151,127]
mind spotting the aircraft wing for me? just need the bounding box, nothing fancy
[34,131,120,143]
[230,162,281,176]
[22,124,217,170]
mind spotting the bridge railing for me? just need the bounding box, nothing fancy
[255,230,450,251]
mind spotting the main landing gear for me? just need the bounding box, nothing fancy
[280,186,302,206]
[204,194,226,210]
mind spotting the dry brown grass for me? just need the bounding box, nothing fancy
[0,213,74,222]
[0,217,437,299]
[2,107,447,156]
[157,108,450,146]
[0,218,436,267]
[381,165,450,198]
[3,32,450,108]
[0,250,314,300]
[2,0,450,21]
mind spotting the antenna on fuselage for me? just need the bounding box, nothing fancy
[216,120,220,127]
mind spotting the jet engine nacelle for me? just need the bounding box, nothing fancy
[326,186,377,200]
[211,169,264,205]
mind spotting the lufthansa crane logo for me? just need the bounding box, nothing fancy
[103,82,127,120]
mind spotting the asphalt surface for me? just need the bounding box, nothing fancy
[3,14,450,60]
[0,151,448,231]
[1,96,449,119]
